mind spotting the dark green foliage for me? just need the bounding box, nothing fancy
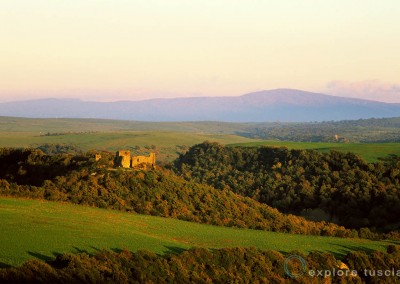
[174,142,400,232]
[0,148,351,237]
[36,143,83,155]
[345,245,400,283]
[0,148,88,186]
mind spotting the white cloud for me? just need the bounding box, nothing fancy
[324,80,400,103]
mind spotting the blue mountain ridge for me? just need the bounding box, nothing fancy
[1,89,399,122]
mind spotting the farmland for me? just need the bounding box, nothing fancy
[1,116,399,162]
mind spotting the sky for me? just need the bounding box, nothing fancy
[1,0,400,103]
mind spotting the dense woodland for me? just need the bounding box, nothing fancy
[1,246,400,283]
[243,117,400,142]
[0,148,352,237]
[174,142,400,233]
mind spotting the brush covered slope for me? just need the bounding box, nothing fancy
[174,142,400,233]
[3,246,400,283]
[0,148,351,237]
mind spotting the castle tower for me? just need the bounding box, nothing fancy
[149,153,156,167]
[115,150,131,168]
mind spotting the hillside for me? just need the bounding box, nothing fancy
[3,198,399,283]
[174,142,400,232]
[1,89,400,122]
[229,141,400,163]
[0,197,389,267]
[0,148,354,238]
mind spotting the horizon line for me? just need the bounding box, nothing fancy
[0,88,397,105]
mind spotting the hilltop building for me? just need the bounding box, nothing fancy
[115,151,156,170]
[131,153,156,169]
[115,150,131,168]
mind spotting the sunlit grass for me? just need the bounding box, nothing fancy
[0,131,258,163]
[0,197,394,266]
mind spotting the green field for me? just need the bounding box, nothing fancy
[0,131,258,163]
[230,141,400,162]
[2,131,399,163]
[0,117,255,134]
[1,116,400,163]
[0,197,395,267]
[0,117,262,162]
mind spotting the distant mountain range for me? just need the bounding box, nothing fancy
[1,89,399,122]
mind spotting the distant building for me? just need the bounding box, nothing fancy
[333,134,349,143]
[114,151,156,170]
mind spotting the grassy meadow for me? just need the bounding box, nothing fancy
[0,117,254,134]
[0,131,257,163]
[0,117,261,162]
[0,197,395,267]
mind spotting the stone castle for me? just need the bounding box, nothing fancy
[115,151,156,170]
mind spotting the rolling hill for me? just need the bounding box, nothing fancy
[1,89,400,122]
[0,197,390,267]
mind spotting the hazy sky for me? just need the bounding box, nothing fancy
[1,0,400,102]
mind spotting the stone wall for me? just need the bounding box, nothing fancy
[131,153,156,169]
[115,150,131,168]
